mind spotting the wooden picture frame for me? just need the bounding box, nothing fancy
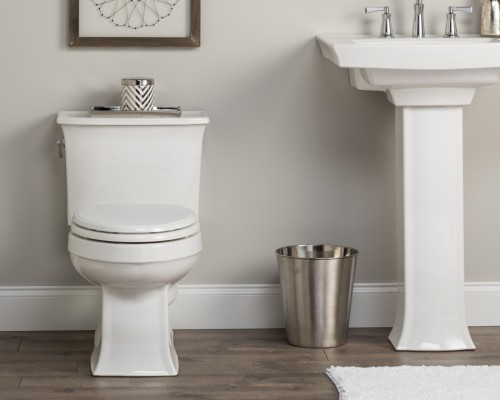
[69,0,200,47]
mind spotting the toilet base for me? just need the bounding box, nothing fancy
[91,284,179,376]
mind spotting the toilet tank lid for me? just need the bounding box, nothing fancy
[72,204,198,234]
[57,111,209,126]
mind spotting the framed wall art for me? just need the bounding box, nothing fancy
[69,0,200,47]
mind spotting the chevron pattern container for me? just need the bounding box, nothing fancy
[121,78,155,111]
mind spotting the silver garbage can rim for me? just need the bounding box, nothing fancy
[275,244,358,260]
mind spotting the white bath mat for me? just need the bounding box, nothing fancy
[326,365,500,400]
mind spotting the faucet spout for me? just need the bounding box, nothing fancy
[413,0,425,38]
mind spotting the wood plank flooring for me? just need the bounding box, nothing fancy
[0,327,498,399]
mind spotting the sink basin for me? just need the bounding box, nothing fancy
[317,34,500,352]
[318,35,500,105]
[317,35,500,70]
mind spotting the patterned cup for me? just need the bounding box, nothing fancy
[121,78,155,111]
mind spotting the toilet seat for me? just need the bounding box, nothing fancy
[71,204,199,243]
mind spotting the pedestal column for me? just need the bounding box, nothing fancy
[389,105,475,351]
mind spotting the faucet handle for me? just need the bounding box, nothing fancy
[444,6,473,38]
[449,5,473,13]
[365,6,394,38]
[365,6,388,13]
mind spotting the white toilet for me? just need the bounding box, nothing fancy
[57,110,209,377]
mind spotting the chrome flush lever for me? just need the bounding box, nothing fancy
[57,138,65,159]
[444,6,473,38]
[365,6,394,38]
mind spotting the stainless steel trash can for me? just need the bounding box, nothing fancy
[276,244,358,348]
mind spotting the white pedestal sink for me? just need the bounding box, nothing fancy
[318,35,500,351]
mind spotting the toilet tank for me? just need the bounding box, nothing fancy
[57,111,209,225]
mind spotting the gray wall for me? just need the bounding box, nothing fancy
[0,0,498,287]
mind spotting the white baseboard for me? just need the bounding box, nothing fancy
[0,283,498,331]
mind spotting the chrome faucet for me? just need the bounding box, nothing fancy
[444,6,473,38]
[413,0,425,37]
[365,6,394,38]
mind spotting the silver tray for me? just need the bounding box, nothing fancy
[90,106,182,117]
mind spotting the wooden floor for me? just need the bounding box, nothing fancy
[0,327,499,399]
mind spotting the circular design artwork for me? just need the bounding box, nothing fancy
[91,0,180,29]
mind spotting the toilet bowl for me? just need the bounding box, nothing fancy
[69,204,201,376]
[57,110,209,377]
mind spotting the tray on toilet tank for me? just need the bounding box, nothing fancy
[90,106,182,118]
